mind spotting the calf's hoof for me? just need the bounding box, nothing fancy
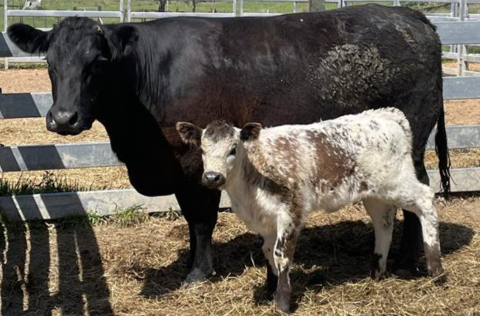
[274,292,291,314]
[428,263,447,284]
[370,269,387,281]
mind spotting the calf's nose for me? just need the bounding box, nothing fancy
[202,172,226,189]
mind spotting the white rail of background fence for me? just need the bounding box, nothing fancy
[1,8,480,220]
[2,0,480,74]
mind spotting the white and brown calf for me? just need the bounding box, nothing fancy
[176,108,443,313]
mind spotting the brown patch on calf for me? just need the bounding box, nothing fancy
[203,120,235,142]
[306,130,356,191]
[242,142,303,227]
[240,122,262,141]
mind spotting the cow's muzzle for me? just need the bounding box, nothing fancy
[46,108,92,135]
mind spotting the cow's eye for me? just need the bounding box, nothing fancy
[229,145,237,156]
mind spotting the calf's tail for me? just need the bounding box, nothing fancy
[435,106,451,193]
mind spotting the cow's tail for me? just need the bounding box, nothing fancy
[435,105,451,193]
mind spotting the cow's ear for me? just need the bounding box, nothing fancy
[176,122,202,147]
[7,23,49,54]
[104,25,138,60]
[240,123,262,141]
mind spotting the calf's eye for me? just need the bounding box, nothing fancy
[229,145,237,156]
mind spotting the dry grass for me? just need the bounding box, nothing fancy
[1,197,479,315]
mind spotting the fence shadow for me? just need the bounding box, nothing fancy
[0,194,113,316]
[140,219,474,303]
[0,144,113,316]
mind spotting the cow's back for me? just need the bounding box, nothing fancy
[139,4,441,130]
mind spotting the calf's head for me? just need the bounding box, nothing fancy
[7,18,138,135]
[176,121,262,189]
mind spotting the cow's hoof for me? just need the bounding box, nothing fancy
[393,267,414,279]
[185,269,209,284]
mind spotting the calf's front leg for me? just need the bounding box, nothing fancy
[272,227,299,313]
[363,199,397,279]
[261,236,278,298]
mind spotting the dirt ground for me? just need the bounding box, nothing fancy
[1,66,480,315]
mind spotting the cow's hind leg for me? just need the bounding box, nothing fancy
[363,198,396,279]
[176,184,221,283]
[398,184,443,277]
[395,154,429,276]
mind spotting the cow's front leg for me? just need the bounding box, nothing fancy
[273,227,299,313]
[176,184,221,283]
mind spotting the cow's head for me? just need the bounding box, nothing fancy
[7,18,138,135]
[176,121,262,190]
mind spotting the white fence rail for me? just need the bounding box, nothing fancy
[3,0,480,74]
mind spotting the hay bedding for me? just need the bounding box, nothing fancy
[1,198,479,315]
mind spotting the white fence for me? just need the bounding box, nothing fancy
[1,9,480,221]
[3,0,480,74]
[2,0,480,73]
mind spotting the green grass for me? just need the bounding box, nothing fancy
[111,204,148,227]
[3,0,478,31]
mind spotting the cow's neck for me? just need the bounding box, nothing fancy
[94,64,185,196]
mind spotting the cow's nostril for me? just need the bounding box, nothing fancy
[69,112,79,125]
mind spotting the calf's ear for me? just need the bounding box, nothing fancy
[240,123,262,141]
[176,122,202,147]
[7,24,49,54]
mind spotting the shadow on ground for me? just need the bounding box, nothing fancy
[0,219,113,316]
[0,216,474,315]
[139,220,474,304]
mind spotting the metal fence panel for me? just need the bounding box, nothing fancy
[0,142,122,172]
[0,189,232,221]
[0,92,52,118]
[444,77,480,99]
[0,165,478,221]
[435,21,480,44]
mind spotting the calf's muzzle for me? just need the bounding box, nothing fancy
[202,172,226,189]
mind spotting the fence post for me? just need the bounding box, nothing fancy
[309,0,325,12]
[457,0,467,76]
[127,0,131,22]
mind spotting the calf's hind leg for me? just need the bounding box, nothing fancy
[363,199,397,279]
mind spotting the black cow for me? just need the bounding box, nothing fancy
[8,4,449,286]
